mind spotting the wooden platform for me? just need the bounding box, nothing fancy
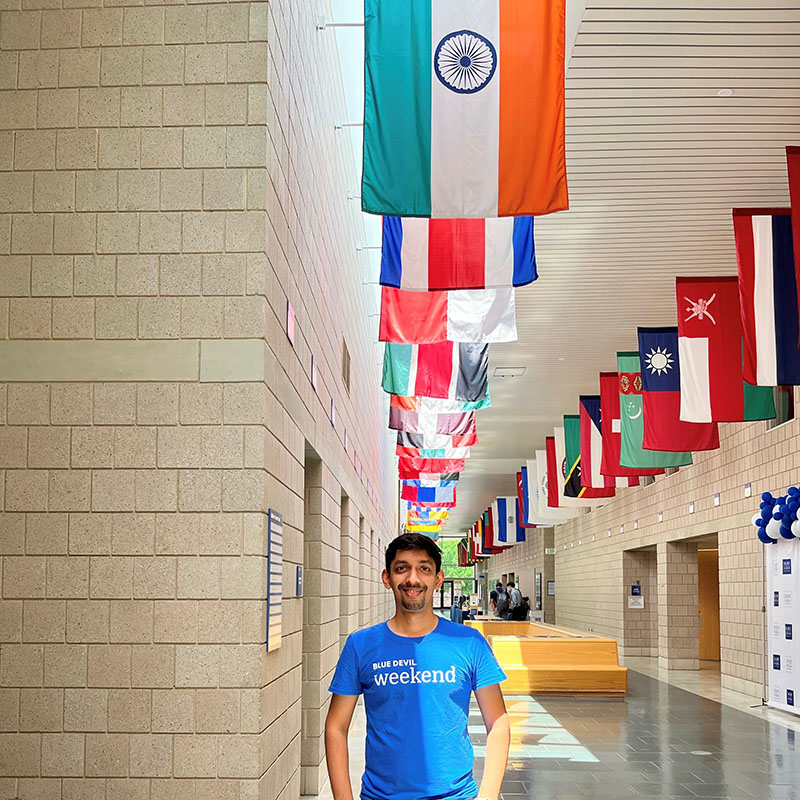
[465,621,627,697]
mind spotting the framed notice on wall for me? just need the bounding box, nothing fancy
[266,509,283,653]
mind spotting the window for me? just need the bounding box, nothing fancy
[767,385,795,430]
[341,339,351,393]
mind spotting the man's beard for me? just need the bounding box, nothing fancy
[397,583,427,610]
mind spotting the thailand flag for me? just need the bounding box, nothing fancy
[380,217,537,290]
[734,208,800,385]
[638,327,720,453]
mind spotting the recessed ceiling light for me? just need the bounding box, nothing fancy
[717,88,734,97]
[557,357,566,362]
[493,366,526,378]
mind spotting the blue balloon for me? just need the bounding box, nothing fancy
[762,492,774,502]
[761,508,773,521]
[758,528,777,544]
[788,486,800,497]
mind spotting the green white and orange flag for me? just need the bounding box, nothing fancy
[363,0,568,218]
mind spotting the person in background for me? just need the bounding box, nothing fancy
[490,581,508,618]
[325,533,510,800]
[506,582,522,621]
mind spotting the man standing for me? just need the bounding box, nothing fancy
[506,582,523,621]
[325,532,510,800]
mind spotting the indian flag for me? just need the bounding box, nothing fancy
[363,0,568,218]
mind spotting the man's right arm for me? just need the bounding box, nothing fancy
[325,693,359,800]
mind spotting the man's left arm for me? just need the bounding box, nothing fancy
[474,683,510,800]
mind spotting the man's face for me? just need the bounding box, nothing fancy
[382,548,444,612]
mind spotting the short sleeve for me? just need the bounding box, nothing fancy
[471,633,506,692]
[328,635,363,696]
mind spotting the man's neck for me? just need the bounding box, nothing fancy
[387,608,439,638]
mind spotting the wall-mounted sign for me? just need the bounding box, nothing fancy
[286,301,295,346]
[545,547,556,555]
[266,509,283,652]
[546,580,555,596]
[296,565,303,598]
[631,585,642,596]
[628,596,645,609]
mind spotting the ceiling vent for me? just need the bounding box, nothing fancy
[493,366,526,378]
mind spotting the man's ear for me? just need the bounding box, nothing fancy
[435,570,445,589]
[381,569,392,590]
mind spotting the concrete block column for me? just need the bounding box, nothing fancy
[358,516,369,629]
[301,459,341,796]
[622,549,658,658]
[338,496,361,648]
[657,541,700,670]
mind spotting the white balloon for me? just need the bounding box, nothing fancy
[752,512,763,527]
[792,519,800,537]
[767,517,782,538]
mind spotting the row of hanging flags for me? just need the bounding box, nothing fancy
[458,147,800,565]
[362,0,570,536]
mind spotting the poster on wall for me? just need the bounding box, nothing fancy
[267,509,284,653]
[766,536,799,715]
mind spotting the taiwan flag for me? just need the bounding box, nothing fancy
[363,0,568,218]
[380,216,537,291]
[382,342,489,402]
[676,276,775,422]
[600,372,663,478]
[734,208,800,385]
[638,327,720,453]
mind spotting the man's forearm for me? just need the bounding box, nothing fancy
[477,713,510,800]
[325,726,355,800]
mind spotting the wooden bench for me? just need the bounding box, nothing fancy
[465,621,627,697]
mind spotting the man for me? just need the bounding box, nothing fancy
[489,580,502,615]
[491,581,509,619]
[325,532,510,800]
[506,582,523,621]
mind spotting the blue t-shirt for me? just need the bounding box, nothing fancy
[328,617,506,800]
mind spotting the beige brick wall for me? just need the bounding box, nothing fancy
[0,1,396,797]
[483,403,800,700]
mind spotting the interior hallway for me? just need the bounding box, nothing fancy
[307,666,800,800]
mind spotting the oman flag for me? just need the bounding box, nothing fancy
[382,342,489,402]
[600,372,663,479]
[380,216,537,290]
[734,208,800,385]
[363,0,568,218]
[638,327,720,453]
[380,286,517,344]
[676,276,775,423]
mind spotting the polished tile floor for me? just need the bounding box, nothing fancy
[311,669,800,800]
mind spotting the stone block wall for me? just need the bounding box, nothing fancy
[0,1,396,797]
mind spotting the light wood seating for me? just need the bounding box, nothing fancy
[465,621,627,697]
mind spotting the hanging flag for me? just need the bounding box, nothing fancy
[398,457,466,477]
[390,392,491,413]
[554,426,601,508]
[396,444,471,460]
[495,497,515,543]
[479,512,503,555]
[617,352,692,470]
[637,327,720,453]
[564,414,615,499]
[380,286,517,344]
[402,473,460,487]
[389,406,476,436]
[579,396,639,490]
[397,429,477,450]
[406,524,441,537]
[362,0,568,218]
[677,276,775,422]
[530,454,577,523]
[517,470,537,528]
[600,372,663,479]
[485,504,511,550]
[734,208,800,385]
[788,147,800,340]
[380,216,537,291]
[382,342,489,402]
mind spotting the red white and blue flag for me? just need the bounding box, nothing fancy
[380,217,537,291]
[734,208,800,385]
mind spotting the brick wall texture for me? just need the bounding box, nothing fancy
[0,1,396,797]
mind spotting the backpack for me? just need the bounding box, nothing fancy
[494,588,509,616]
[509,587,522,609]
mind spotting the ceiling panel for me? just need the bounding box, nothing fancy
[443,0,800,536]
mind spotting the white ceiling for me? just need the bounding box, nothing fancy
[442,0,800,535]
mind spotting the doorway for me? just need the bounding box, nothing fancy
[698,545,721,661]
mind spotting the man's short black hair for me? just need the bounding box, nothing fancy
[507,581,515,588]
[495,581,503,588]
[385,533,442,573]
